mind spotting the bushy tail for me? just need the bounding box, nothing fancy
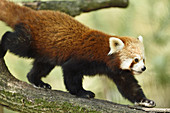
[0,0,32,28]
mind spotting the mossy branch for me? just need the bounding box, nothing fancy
[0,58,170,112]
[0,58,145,113]
[22,0,129,16]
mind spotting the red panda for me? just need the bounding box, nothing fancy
[0,0,155,107]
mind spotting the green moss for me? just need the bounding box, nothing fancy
[33,98,99,113]
[60,102,99,113]
[0,90,100,112]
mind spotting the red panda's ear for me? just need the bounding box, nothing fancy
[137,35,143,43]
[108,37,124,55]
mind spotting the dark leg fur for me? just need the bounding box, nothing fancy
[0,24,34,58]
[0,32,9,58]
[27,60,55,89]
[108,71,156,107]
[62,59,95,98]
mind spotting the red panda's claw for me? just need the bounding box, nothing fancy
[76,90,95,98]
[33,82,52,89]
[135,99,156,108]
[41,83,52,89]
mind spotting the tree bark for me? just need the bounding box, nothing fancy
[0,58,142,113]
[22,0,129,16]
[0,58,144,113]
[0,0,170,112]
[0,58,170,112]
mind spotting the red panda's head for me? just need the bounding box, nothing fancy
[108,36,145,75]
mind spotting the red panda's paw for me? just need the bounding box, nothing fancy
[135,98,156,108]
[76,90,95,99]
[39,82,52,89]
[33,81,52,89]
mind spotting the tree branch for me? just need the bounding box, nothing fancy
[0,58,146,113]
[22,0,129,16]
[0,58,170,112]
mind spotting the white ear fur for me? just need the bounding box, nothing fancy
[108,37,124,55]
[137,35,143,43]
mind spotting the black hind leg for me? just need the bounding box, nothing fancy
[27,60,55,89]
[0,24,33,58]
[0,31,12,58]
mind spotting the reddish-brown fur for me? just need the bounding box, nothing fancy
[0,0,117,64]
[0,0,140,68]
[0,0,139,68]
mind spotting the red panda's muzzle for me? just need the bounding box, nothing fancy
[131,66,146,75]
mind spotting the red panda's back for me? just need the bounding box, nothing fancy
[19,10,90,61]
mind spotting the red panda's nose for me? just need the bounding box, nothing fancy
[141,66,146,71]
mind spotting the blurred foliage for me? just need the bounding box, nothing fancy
[0,0,170,112]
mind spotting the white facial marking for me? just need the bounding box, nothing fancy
[108,37,124,55]
[137,35,143,43]
[120,58,133,70]
[132,60,145,75]
[120,54,145,75]
[131,55,145,75]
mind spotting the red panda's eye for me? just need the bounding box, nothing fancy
[114,42,119,46]
[134,58,139,63]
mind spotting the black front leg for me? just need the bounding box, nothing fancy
[27,60,55,89]
[62,59,95,98]
[108,71,156,107]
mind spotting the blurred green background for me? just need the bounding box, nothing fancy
[0,0,170,112]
